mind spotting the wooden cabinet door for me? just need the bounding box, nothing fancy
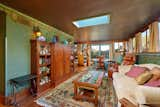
[54,43,64,80]
[64,46,71,74]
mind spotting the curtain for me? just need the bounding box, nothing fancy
[128,38,133,53]
[135,32,142,53]
[123,41,127,51]
[109,43,114,60]
[149,21,159,52]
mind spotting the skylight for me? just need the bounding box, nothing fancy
[73,15,110,28]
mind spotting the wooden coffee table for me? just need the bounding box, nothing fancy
[73,71,104,106]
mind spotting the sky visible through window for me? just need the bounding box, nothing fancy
[73,15,110,28]
[158,23,160,51]
[91,45,99,51]
[101,45,109,51]
[114,42,123,50]
[91,44,109,51]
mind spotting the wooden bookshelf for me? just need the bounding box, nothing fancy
[30,40,52,94]
[30,40,75,94]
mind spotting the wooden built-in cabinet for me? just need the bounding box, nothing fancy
[30,40,74,94]
[51,43,74,86]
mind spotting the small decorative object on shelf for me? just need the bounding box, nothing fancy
[52,35,60,43]
[37,35,46,41]
[63,40,68,45]
[52,36,57,43]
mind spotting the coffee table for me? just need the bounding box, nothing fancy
[73,71,104,106]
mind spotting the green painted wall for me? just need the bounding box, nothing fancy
[5,16,73,96]
[0,4,73,96]
[5,15,32,96]
[0,11,6,95]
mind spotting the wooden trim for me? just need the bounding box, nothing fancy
[75,39,127,44]
[0,94,5,105]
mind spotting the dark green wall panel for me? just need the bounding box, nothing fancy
[136,53,160,65]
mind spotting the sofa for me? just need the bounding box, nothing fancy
[113,64,160,107]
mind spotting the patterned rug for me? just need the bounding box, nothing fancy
[36,71,117,107]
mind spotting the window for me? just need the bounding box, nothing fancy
[114,42,123,52]
[91,45,99,51]
[91,44,109,59]
[141,29,150,51]
[91,45,100,58]
[100,45,110,59]
[132,37,136,52]
[158,22,160,41]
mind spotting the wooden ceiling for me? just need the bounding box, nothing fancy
[1,0,160,42]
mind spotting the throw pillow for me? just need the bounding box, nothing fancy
[125,66,148,78]
[147,67,160,82]
[135,71,153,85]
[148,75,160,82]
[144,79,160,87]
[151,67,160,77]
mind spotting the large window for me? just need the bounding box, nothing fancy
[91,44,109,59]
[100,45,110,59]
[114,42,123,52]
[159,22,160,41]
[141,29,150,51]
[132,37,136,52]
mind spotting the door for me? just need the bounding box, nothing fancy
[54,43,64,80]
[64,46,71,74]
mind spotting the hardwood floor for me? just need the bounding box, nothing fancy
[0,96,40,107]
[0,66,107,107]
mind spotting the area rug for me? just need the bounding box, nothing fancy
[36,71,117,107]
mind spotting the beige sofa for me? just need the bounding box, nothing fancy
[113,64,160,107]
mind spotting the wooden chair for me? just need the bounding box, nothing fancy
[108,61,119,78]
[97,55,105,69]
[122,53,135,65]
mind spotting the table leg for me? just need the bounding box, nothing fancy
[30,79,37,96]
[11,83,19,107]
[74,84,77,99]
[95,88,98,106]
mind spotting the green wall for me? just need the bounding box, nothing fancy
[5,15,32,96]
[5,15,73,96]
[136,53,160,65]
[0,3,73,96]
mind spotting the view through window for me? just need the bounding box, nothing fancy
[91,44,109,59]
[114,42,123,52]
[141,29,150,51]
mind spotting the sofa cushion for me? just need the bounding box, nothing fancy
[126,66,148,78]
[151,67,160,76]
[119,65,133,74]
[135,71,153,85]
[144,79,160,87]
[138,64,160,70]
[146,67,160,82]
[148,75,160,82]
